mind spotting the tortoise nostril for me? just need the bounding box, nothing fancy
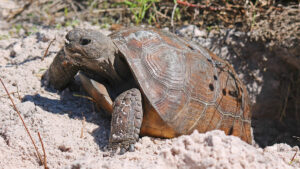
[80,38,91,45]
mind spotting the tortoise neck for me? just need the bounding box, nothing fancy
[95,52,124,87]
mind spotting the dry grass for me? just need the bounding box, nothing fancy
[42,36,56,61]
[0,78,48,168]
[4,0,297,31]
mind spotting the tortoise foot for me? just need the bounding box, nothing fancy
[41,69,51,88]
[109,88,143,154]
[41,49,79,90]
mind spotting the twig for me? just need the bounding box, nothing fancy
[0,91,18,98]
[66,0,79,18]
[7,0,33,22]
[171,1,178,33]
[38,132,48,169]
[48,0,62,11]
[73,94,96,102]
[80,112,86,138]
[91,101,96,113]
[152,2,160,24]
[289,149,298,165]
[42,37,56,61]
[280,79,291,121]
[16,85,22,101]
[91,8,135,13]
[176,0,223,11]
[0,78,43,164]
[155,10,170,19]
[88,0,98,11]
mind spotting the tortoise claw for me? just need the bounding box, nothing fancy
[128,144,135,152]
[41,70,50,87]
[108,142,134,155]
[119,148,126,155]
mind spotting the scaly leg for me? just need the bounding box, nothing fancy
[109,88,143,154]
[42,49,79,90]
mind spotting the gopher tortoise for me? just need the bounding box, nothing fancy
[43,27,252,153]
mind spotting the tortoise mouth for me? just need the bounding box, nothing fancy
[64,45,85,66]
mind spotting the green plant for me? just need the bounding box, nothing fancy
[55,23,62,29]
[0,34,10,40]
[174,6,181,21]
[65,19,80,27]
[26,26,38,36]
[88,0,98,9]
[206,26,213,32]
[124,0,159,24]
[64,7,69,17]
[14,24,23,34]
[101,23,110,29]
[249,0,259,30]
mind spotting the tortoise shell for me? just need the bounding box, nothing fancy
[110,27,252,144]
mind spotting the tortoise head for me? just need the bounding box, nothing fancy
[64,28,117,66]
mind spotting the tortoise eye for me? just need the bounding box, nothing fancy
[80,38,91,45]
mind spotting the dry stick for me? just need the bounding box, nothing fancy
[73,94,96,102]
[16,85,22,101]
[92,8,136,13]
[42,37,56,61]
[280,81,291,121]
[176,0,223,11]
[0,92,18,98]
[152,2,160,24]
[177,0,281,12]
[88,0,98,11]
[290,149,298,165]
[171,1,178,33]
[80,112,86,138]
[0,78,43,164]
[38,132,48,169]
[7,0,33,21]
[155,10,170,19]
[66,0,79,18]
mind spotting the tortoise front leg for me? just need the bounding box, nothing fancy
[109,88,143,154]
[42,49,79,90]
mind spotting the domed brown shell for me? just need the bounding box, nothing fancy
[110,27,252,144]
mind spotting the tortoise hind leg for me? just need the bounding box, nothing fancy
[109,88,143,154]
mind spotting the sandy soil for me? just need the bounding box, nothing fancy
[0,26,299,169]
